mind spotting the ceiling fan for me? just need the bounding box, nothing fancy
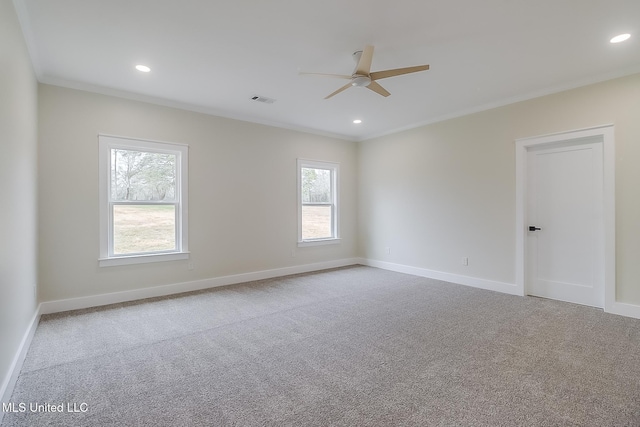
[301,45,429,99]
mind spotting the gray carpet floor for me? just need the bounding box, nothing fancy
[3,265,640,426]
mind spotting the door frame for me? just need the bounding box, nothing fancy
[515,124,615,311]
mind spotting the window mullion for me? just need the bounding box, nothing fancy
[111,201,177,206]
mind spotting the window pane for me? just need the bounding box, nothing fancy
[111,149,177,201]
[113,205,176,254]
[301,168,331,203]
[302,205,332,239]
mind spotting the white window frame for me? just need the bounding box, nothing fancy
[297,159,340,247]
[98,134,189,267]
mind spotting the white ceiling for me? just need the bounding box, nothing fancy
[14,0,640,141]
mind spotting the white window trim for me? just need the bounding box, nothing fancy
[98,134,189,267]
[297,158,340,247]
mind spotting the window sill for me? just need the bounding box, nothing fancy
[297,238,341,247]
[99,251,190,267]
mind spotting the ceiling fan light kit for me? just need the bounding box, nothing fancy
[351,75,371,87]
[301,45,430,99]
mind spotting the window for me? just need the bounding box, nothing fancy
[297,159,340,246]
[98,135,189,266]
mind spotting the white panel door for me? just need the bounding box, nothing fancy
[526,140,604,307]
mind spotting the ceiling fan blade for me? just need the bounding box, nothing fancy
[370,64,430,81]
[355,45,374,76]
[366,81,391,97]
[299,72,352,79]
[325,82,353,99]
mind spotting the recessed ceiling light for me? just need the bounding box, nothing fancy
[353,119,362,124]
[610,33,631,43]
[135,65,151,72]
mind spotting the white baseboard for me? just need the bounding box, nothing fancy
[607,301,640,319]
[40,258,362,315]
[360,258,640,318]
[358,258,522,296]
[0,304,41,420]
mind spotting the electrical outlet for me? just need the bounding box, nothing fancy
[291,249,296,258]
[462,257,469,266]
[188,261,195,270]
[385,247,391,255]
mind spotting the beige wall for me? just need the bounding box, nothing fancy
[358,72,640,304]
[0,0,39,399]
[35,73,640,304]
[38,85,358,301]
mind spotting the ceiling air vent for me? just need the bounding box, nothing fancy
[250,95,276,104]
